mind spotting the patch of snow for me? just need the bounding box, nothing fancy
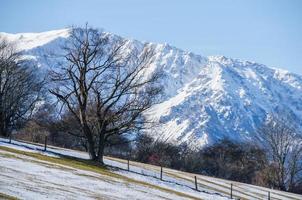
[0,29,70,51]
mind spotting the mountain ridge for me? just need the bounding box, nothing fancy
[1,28,302,148]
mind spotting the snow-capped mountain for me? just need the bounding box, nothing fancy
[1,29,302,148]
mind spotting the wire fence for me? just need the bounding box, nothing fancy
[1,134,299,200]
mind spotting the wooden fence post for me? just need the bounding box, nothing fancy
[268,191,270,200]
[160,166,163,180]
[194,176,198,191]
[230,183,233,199]
[127,150,131,171]
[44,136,47,151]
[9,132,12,143]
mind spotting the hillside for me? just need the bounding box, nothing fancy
[0,139,227,200]
[1,138,302,200]
[1,29,302,148]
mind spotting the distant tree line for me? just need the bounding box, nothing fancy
[133,116,302,194]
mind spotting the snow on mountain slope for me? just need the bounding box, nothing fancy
[0,29,69,51]
[148,56,302,147]
[1,28,302,148]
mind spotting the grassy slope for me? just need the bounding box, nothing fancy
[0,146,202,200]
[0,193,19,200]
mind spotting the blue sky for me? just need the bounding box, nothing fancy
[0,0,301,74]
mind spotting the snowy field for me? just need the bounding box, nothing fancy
[1,150,190,200]
[0,139,227,200]
[1,138,302,200]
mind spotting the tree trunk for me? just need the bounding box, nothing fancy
[0,98,6,137]
[279,165,287,191]
[0,124,5,137]
[0,116,7,137]
[87,136,97,160]
[83,124,97,160]
[97,130,106,165]
[288,160,297,192]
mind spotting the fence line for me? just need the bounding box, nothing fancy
[231,183,233,199]
[1,135,299,200]
[0,136,232,199]
[44,136,47,151]
[195,176,198,191]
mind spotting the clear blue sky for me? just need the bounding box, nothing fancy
[1,0,301,74]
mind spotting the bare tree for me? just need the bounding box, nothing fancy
[258,116,302,191]
[49,25,162,164]
[0,37,45,137]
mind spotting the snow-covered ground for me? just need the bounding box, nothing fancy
[1,138,301,200]
[0,139,228,200]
